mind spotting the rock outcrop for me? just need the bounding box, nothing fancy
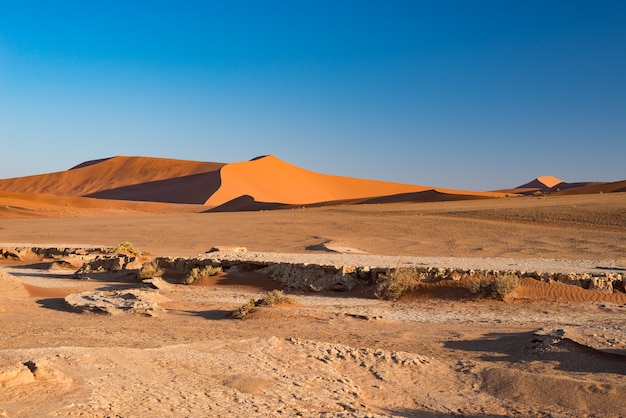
[72,255,144,279]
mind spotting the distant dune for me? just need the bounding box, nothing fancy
[0,156,224,197]
[0,155,622,213]
[494,175,620,196]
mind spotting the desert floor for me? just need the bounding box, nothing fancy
[1,193,625,417]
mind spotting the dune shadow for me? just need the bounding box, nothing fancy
[204,195,291,212]
[444,332,626,375]
[86,170,222,204]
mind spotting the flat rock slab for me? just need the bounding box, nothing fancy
[64,289,167,317]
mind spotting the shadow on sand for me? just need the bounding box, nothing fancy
[444,331,626,375]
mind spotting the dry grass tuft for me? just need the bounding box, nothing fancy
[375,268,424,301]
[138,262,164,280]
[258,290,296,306]
[231,298,257,320]
[231,290,296,319]
[469,274,519,300]
[181,265,223,285]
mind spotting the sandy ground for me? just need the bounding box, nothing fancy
[1,193,625,417]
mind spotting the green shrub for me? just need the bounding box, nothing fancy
[469,274,519,300]
[375,268,423,301]
[181,265,223,285]
[108,241,141,257]
[138,262,164,280]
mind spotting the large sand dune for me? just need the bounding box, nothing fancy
[0,155,513,211]
[0,156,224,197]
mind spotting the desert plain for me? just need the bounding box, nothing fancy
[0,156,625,417]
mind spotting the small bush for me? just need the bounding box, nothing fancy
[181,265,223,285]
[231,290,296,319]
[469,274,519,300]
[108,241,141,257]
[259,290,296,306]
[231,298,257,320]
[375,268,423,301]
[138,262,164,280]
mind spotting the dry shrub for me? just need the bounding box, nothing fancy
[469,274,519,300]
[108,241,141,257]
[375,268,423,301]
[259,290,295,306]
[181,265,223,285]
[231,290,296,319]
[138,262,164,280]
[231,298,256,320]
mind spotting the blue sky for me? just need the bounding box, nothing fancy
[1,1,624,190]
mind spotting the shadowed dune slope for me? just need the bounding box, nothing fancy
[204,155,508,208]
[86,170,222,204]
[0,156,224,197]
[552,179,626,195]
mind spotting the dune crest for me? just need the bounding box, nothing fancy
[535,175,564,188]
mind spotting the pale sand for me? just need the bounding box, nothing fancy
[0,192,625,416]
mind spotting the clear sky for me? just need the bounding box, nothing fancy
[1,1,624,190]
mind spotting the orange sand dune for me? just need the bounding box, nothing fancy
[204,155,509,209]
[0,155,512,212]
[0,156,224,197]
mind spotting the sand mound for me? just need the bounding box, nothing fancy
[516,277,626,304]
[0,272,29,298]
